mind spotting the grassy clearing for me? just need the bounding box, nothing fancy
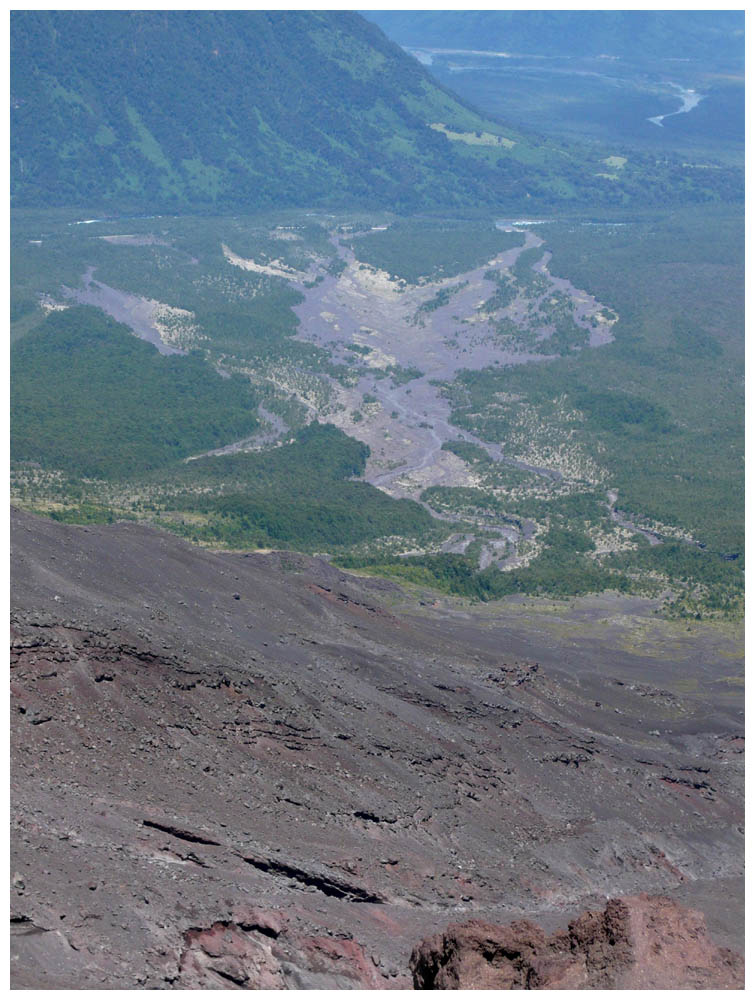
[429,123,516,147]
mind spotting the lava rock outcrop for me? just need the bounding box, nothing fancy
[410,894,744,989]
[177,907,387,989]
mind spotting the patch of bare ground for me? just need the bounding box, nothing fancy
[269,228,621,568]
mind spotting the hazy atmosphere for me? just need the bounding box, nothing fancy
[10,10,744,990]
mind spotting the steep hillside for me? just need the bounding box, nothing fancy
[10,509,744,987]
[11,11,742,212]
[9,10,532,211]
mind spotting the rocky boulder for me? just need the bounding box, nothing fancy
[410,894,744,990]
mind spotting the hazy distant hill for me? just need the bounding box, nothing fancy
[11,10,743,212]
[365,11,745,165]
[363,11,744,71]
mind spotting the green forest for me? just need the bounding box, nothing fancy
[11,307,259,477]
[350,223,524,283]
[163,424,436,550]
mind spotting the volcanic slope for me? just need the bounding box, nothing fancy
[10,508,743,988]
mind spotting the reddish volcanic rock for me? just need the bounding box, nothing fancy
[176,912,389,989]
[295,935,388,989]
[588,895,745,990]
[179,920,286,989]
[411,894,744,990]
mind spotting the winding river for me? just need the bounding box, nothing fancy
[647,83,704,127]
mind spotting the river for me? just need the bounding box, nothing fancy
[647,83,704,127]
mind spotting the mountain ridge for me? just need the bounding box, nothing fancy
[11,10,517,211]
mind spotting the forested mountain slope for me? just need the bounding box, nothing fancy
[11,10,742,212]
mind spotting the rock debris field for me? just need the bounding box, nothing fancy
[10,509,744,988]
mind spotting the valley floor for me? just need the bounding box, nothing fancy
[11,209,743,617]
